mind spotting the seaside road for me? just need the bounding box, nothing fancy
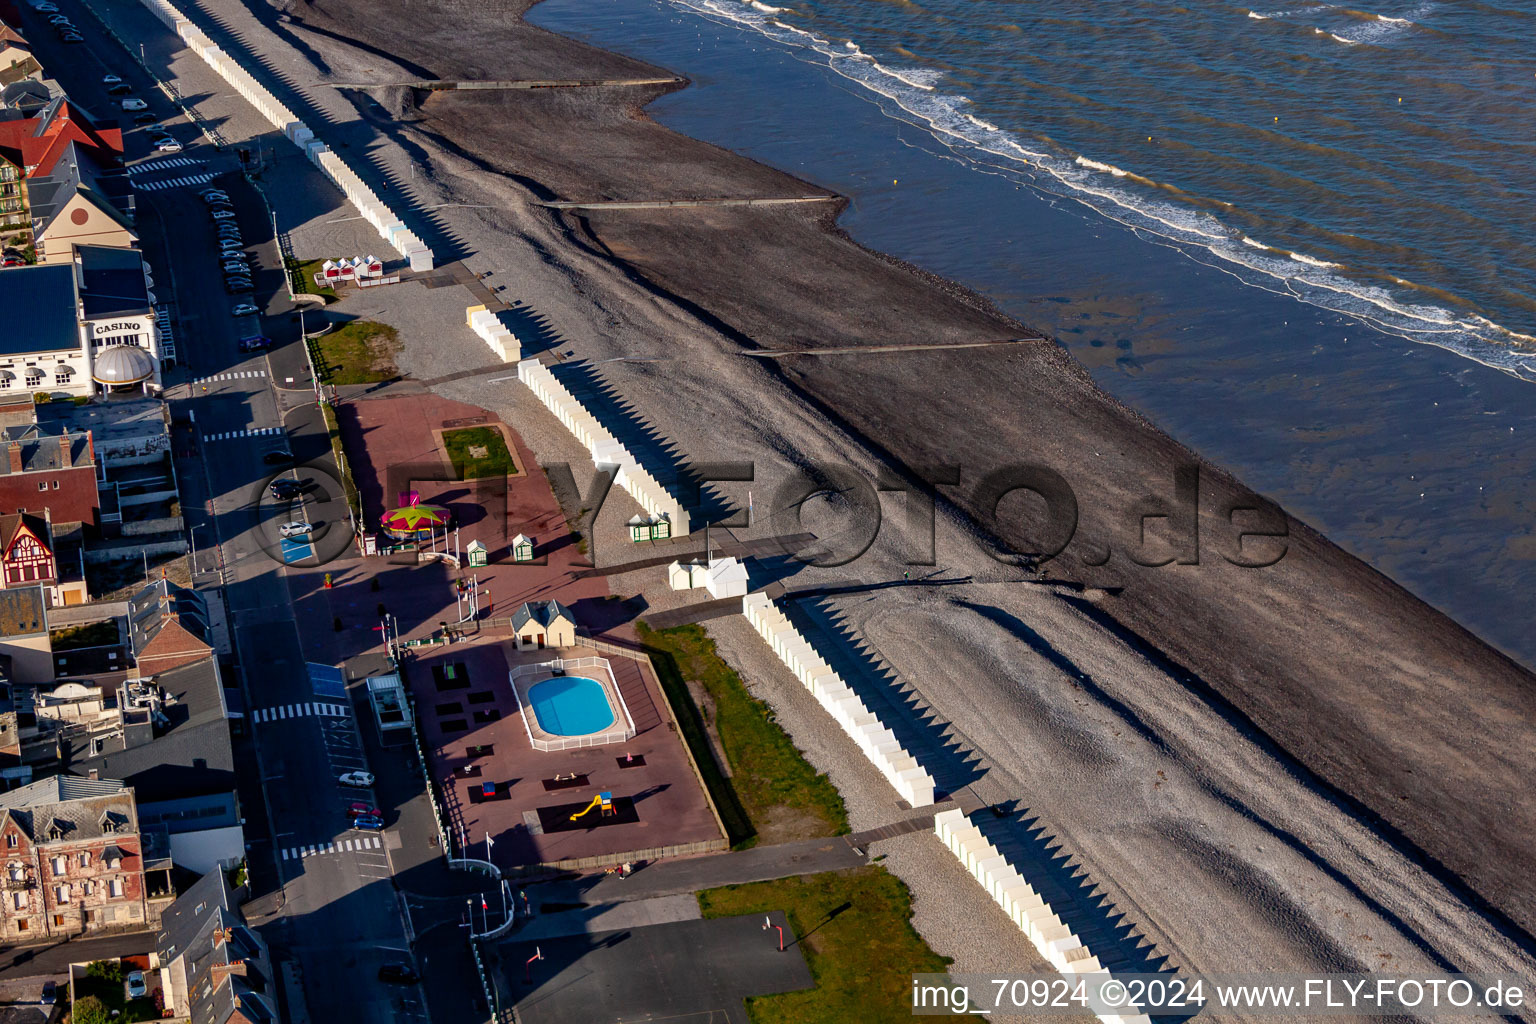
[59,13,427,1016]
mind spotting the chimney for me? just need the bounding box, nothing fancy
[87,769,98,780]
[58,436,71,470]
[7,441,20,474]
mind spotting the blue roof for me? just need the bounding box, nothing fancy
[0,265,77,356]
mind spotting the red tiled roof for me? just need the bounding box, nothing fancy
[0,101,122,176]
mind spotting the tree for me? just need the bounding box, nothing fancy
[84,960,123,984]
[72,995,110,1024]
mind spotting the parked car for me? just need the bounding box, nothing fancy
[279,521,313,538]
[346,802,380,818]
[47,14,71,24]
[155,137,183,153]
[1,257,23,268]
[377,964,419,985]
[239,335,272,352]
[223,280,251,294]
[218,239,244,251]
[126,971,147,999]
[121,99,148,112]
[59,31,83,43]
[103,74,123,85]
[222,261,250,273]
[351,815,384,831]
[210,209,237,220]
[216,228,242,240]
[230,302,259,317]
[261,447,293,465]
[39,982,55,1005]
[198,187,229,199]
[133,112,158,125]
[269,479,300,499]
[338,771,375,788]
[107,83,133,96]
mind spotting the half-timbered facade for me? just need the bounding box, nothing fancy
[0,514,53,589]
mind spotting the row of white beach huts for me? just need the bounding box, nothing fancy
[933,808,1152,1024]
[516,358,692,537]
[135,0,433,270]
[742,592,936,808]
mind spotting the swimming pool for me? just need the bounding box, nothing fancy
[527,676,616,737]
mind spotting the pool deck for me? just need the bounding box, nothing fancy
[413,641,726,870]
[517,663,634,748]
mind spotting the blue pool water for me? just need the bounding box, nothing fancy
[527,677,615,737]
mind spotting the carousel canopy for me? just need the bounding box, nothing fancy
[380,503,450,531]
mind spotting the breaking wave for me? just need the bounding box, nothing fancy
[658,0,1535,381]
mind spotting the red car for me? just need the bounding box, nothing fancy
[346,802,380,818]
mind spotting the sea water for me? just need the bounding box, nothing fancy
[529,0,1536,667]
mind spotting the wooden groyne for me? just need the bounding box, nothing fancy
[538,196,838,211]
[328,77,684,91]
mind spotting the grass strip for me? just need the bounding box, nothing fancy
[639,622,848,849]
[698,868,959,1023]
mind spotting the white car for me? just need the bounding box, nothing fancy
[279,521,313,539]
[125,971,146,999]
[103,74,123,85]
[338,771,375,788]
[230,303,259,317]
[155,138,183,152]
[121,99,148,112]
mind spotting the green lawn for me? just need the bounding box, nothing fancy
[442,426,518,480]
[291,257,338,303]
[310,320,402,385]
[639,622,848,848]
[49,620,118,651]
[699,868,960,1023]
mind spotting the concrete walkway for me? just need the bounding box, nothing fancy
[537,833,868,906]
[512,894,700,942]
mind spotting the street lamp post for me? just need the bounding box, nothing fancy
[189,524,200,573]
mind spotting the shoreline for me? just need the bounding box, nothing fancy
[288,0,1536,948]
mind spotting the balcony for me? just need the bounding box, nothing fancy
[3,876,33,891]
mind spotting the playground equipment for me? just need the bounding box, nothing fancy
[569,791,614,822]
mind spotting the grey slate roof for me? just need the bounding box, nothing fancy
[0,264,77,357]
[0,423,94,476]
[511,599,575,632]
[0,774,134,844]
[77,244,150,318]
[157,869,272,1024]
[67,658,233,804]
[0,586,45,638]
[127,578,209,654]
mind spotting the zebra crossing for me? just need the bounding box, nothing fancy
[281,835,384,860]
[129,156,202,175]
[133,172,217,192]
[252,701,350,724]
[194,370,267,384]
[205,426,283,442]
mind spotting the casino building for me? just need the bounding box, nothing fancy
[0,245,162,399]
